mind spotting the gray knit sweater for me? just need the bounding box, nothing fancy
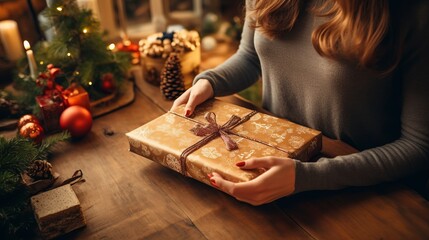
[194,0,429,193]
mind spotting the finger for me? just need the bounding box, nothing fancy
[235,157,280,170]
[184,91,204,117]
[210,172,258,197]
[171,88,191,112]
[210,172,234,194]
[210,172,282,205]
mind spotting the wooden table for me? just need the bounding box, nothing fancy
[2,43,429,239]
[8,78,422,239]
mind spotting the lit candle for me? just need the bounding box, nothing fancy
[23,40,38,79]
[0,20,24,61]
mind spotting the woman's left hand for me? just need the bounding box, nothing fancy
[208,156,296,206]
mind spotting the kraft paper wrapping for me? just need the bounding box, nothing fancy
[126,99,322,186]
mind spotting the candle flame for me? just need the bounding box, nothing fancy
[23,40,30,50]
[123,40,131,47]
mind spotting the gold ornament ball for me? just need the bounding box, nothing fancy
[18,114,40,130]
[19,122,44,144]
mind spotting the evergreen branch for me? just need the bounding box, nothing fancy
[0,131,69,238]
[0,137,37,172]
[0,172,22,196]
[0,137,36,197]
[0,185,35,239]
[11,75,42,114]
[0,132,69,196]
[37,131,71,159]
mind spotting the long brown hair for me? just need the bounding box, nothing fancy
[250,0,400,73]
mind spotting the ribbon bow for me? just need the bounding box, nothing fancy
[190,112,241,151]
[176,109,257,175]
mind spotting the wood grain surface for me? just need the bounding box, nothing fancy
[45,90,312,239]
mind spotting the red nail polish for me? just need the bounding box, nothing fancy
[185,110,191,117]
[210,179,217,187]
[236,161,245,167]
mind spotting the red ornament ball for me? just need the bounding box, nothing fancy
[59,106,92,138]
[100,73,116,94]
[19,122,44,144]
[18,114,40,130]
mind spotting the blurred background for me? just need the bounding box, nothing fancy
[0,0,261,106]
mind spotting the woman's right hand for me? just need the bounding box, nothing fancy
[171,79,214,116]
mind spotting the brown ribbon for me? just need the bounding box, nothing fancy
[190,112,241,151]
[169,109,294,175]
[59,169,85,186]
[172,110,257,175]
[43,169,85,193]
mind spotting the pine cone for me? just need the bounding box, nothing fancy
[26,160,53,180]
[160,53,185,100]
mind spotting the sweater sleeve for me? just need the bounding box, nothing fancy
[294,4,429,193]
[193,0,261,97]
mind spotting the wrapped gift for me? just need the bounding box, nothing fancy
[36,93,66,133]
[62,83,91,111]
[31,184,86,239]
[126,99,322,185]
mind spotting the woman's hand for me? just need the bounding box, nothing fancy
[208,156,296,206]
[171,79,214,116]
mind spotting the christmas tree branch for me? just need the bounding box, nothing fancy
[0,132,70,238]
[37,131,71,159]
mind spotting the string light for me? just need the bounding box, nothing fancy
[108,43,115,51]
[83,28,88,34]
[88,81,93,86]
[39,61,44,65]
[67,52,71,57]
[57,7,63,12]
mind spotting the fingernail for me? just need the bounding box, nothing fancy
[236,161,245,167]
[185,110,191,117]
[210,179,217,187]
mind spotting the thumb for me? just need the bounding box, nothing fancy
[184,79,214,117]
[171,88,190,112]
[236,157,279,170]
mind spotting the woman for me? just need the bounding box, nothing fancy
[172,0,429,205]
